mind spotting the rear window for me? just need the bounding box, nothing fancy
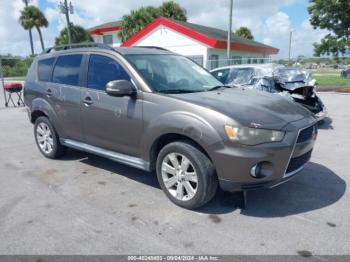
[52,55,82,86]
[38,58,55,82]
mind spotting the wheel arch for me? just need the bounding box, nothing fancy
[148,133,213,172]
[30,97,63,136]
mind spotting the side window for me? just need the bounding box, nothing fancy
[52,54,82,86]
[212,69,230,84]
[87,55,130,91]
[38,58,55,82]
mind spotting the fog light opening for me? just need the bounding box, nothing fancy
[250,162,273,179]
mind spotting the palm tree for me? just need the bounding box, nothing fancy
[159,1,187,22]
[118,1,187,42]
[22,0,34,55]
[235,27,254,40]
[55,24,93,45]
[19,5,48,52]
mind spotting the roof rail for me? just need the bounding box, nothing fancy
[42,42,114,54]
[137,46,169,51]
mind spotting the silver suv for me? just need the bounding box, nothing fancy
[24,44,317,209]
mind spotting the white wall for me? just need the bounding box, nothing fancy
[132,25,208,65]
[92,32,121,47]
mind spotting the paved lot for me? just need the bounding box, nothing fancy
[0,90,349,255]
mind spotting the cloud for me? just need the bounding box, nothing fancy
[0,0,328,58]
[261,11,328,58]
[0,0,54,56]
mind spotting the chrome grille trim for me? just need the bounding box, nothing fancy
[283,123,315,178]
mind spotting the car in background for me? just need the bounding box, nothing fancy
[341,67,350,78]
[211,64,327,121]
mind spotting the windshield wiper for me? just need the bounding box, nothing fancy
[159,89,203,94]
[207,85,232,91]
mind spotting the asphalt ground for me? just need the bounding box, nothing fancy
[0,88,349,257]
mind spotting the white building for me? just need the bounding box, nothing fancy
[89,21,123,48]
[89,17,279,70]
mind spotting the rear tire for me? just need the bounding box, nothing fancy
[34,116,66,159]
[156,140,218,209]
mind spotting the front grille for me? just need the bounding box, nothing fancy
[286,150,312,174]
[297,124,317,143]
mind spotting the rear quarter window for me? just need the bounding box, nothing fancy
[52,54,83,86]
[38,58,55,82]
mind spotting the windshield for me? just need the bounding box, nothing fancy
[227,68,256,85]
[125,54,222,93]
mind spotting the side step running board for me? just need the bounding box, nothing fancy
[60,139,150,171]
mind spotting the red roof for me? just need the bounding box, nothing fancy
[121,17,279,54]
[88,21,122,35]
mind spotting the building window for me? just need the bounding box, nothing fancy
[209,54,219,70]
[232,56,242,65]
[186,55,204,66]
[103,35,113,45]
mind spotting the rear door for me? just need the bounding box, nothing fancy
[50,54,83,140]
[80,53,143,157]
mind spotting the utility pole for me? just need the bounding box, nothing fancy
[22,0,34,55]
[288,30,294,64]
[59,0,74,45]
[0,57,7,107]
[227,0,233,59]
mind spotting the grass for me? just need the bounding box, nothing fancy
[314,74,350,88]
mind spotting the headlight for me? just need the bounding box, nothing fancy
[225,125,285,145]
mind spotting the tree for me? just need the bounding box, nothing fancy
[308,0,350,56]
[118,1,187,42]
[235,27,254,40]
[159,1,187,22]
[19,5,48,51]
[55,23,93,45]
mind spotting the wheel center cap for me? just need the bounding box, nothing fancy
[177,171,185,182]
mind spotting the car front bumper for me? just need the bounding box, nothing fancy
[209,117,317,192]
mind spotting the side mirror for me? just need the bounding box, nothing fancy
[106,80,135,97]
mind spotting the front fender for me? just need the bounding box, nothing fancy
[141,111,224,162]
[31,97,63,136]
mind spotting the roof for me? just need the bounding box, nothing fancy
[88,21,122,35]
[170,19,276,50]
[122,17,279,54]
[37,46,173,58]
[115,47,173,55]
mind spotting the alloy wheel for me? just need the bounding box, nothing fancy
[161,153,198,201]
[36,122,54,154]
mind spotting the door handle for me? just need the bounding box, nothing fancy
[45,88,53,97]
[83,96,94,105]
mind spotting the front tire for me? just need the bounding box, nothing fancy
[156,141,218,209]
[34,116,66,159]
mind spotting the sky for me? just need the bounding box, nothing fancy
[0,0,329,58]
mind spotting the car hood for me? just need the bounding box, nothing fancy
[169,88,313,130]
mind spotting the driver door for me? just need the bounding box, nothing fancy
[81,54,143,157]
